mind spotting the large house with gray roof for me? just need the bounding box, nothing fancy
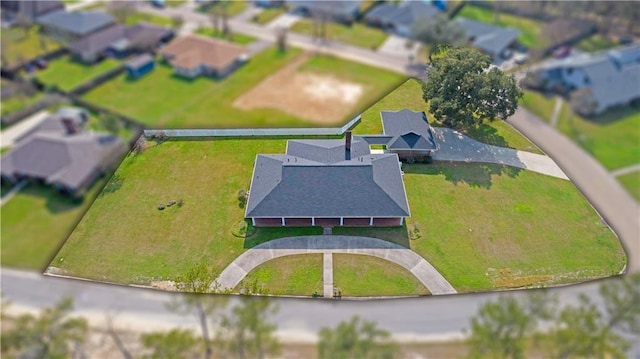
[1,108,126,197]
[245,133,411,227]
[530,43,640,115]
[37,10,115,43]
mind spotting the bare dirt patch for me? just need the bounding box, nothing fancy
[233,53,365,125]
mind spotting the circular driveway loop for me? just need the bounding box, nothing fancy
[214,235,457,295]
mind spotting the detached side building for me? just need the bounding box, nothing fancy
[245,134,410,227]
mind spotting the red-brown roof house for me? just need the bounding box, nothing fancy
[158,35,248,78]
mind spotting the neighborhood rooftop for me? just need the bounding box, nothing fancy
[380,109,438,152]
[159,34,247,71]
[365,1,441,36]
[37,10,115,37]
[455,18,520,57]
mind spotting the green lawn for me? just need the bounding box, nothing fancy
[356,78,542,154]
[575,34,618,53]
[251,7,286,25]
[48,139,322,284]
[333,254,430,297]
[457,5,547,49]
[618,171,640,202]
[290,19,389,50]
[165,0,187,7]
[123,11,173,27]
[82,48,404,128]
[337,162,626,292]
[1,92,44,117]
[555,103,640,171]
[199,0,247,17]
[194,27,256,45]
[1,180,106,270]
[520,90,557,124]
[2,27,60,69]
[35,56,121,92]
[236,254,323,296]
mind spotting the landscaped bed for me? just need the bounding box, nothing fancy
[290,19,389,50]
[34,56,121,92]
[333,254,430,297]
[235,254,323,296]
[81,47,404,128]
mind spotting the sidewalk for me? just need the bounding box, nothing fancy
[0,110,49,148]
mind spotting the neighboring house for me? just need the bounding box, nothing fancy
[245,133,411,227]
[159,35,248,78]
[36,10,115,43]
[1,108,127,197]
[125,53,155,79]
[361,109,438,160]
[0,0,64,21]
[364,1,442,37]
[290,0,362,24]
[454,18,520,59]
[68,22,174,63]
[531,44,640,115]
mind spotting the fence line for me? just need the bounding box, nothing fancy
[143,115,362,138]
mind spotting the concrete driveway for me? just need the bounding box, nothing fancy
[377,35,419,59]
[266,13,301,30]
[1,110,49,148]
[215,235,457,296]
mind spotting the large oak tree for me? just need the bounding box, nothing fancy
[422,46,522,128]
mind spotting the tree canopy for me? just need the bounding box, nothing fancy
[422,46,522,128]
[318,316,397,359]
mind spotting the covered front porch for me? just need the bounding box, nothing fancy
[251,217,404,227]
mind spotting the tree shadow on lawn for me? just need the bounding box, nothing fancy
[458,122,510,149]
[12,183,85,214]
[403,162,522,189]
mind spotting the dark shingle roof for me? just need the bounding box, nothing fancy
[366,1,441,28]
[245,138,410,218]
[37,10,114,36]
[381,109,437,151]
[455,18,520,55]
[68,24,127,57]
[1,132,125,190]
[126,53,154,70]
[292,0,361,17]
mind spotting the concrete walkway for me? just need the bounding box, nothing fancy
[0,110,49,148]
[215,236,457,295]
[0,181,26,207]
[265,13,301,30]
[611,164,640,177]
[550,97,563,128]
[432,127,569,180]
[323,253,333,298]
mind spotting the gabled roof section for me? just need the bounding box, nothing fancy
[286,137,370,164]
[366,1,441,28]
[37,10,114,36]
[381,109,438,151]
[455,18,520,55]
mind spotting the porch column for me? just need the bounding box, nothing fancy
[340,217,344,225]
[369,217,374,226]
[400,217,404,225]
[252,218,256,226]
[281,217,285,226]
[312,217,316,226]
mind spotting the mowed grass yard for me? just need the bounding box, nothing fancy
[618,171,640,201]
[35,56,121,92]
[194,27,256,45]
[290,19,389,50]
[49,139,321,284]
[333,254,430,297]
[1,180,106,270]
[236,254,323,296]
[457,5,547,49]
[82,47,404,128]
[336,162,626,291]
[356,79,542,154]
[2,27,60,69]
